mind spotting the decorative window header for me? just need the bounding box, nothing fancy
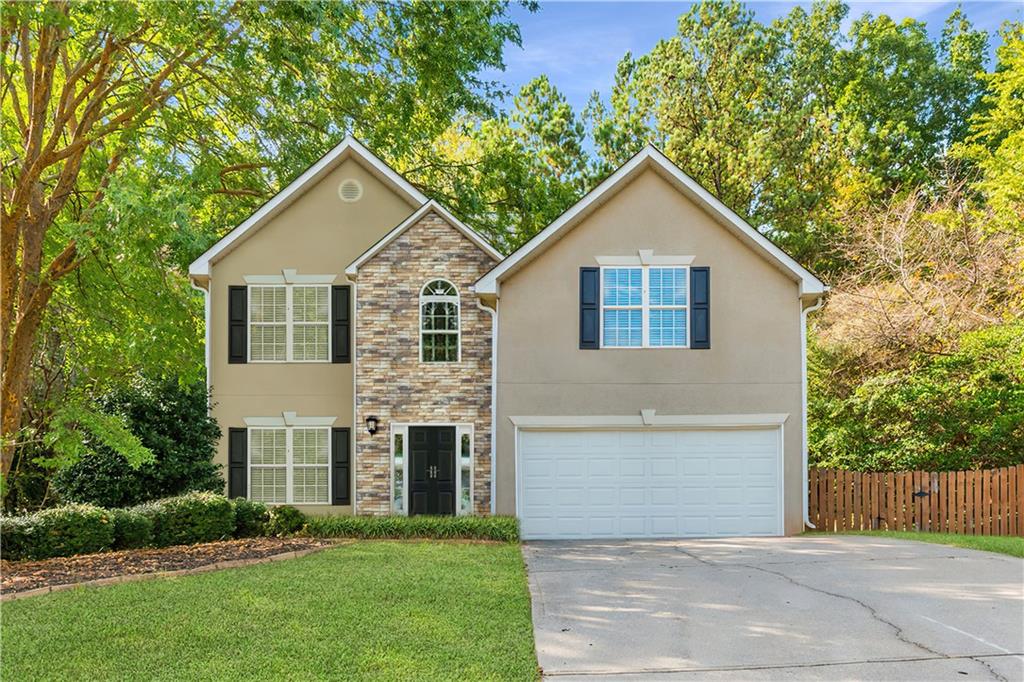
[244,413,337,427]
[595,250,695,266]
[244,269,337,285]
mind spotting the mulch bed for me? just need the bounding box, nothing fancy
[1,537,335,595]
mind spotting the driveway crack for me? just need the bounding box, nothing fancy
[671,546,970,668]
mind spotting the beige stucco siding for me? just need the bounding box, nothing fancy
[494,168,806,534]
[209,157,417,515]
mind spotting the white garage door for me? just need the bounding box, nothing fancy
[519,428,782,539]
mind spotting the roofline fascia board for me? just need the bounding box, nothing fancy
[475,145,825,296]
[345,200,502,276]
[188,136,428,277]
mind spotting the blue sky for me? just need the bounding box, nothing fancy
[482,1,1022,113]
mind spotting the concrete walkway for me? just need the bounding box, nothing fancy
[523,536,1024,681]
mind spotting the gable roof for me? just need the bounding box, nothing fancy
[474,144,827,298]
[189,136,428,279]
[346,200,502,275]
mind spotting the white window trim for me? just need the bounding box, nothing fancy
[599,265,689,349]
[419,279,461,363]
[247,283,332,363]
[247,425,332,505]
[390,423,474,516]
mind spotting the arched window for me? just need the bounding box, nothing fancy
[420,279,460,362]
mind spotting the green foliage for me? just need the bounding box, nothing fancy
[407,75,591,251]
[584,1,990,269]
[108,508,154,550]
[41,403,153,473]
[952,23,1024,234]
[835,9,988,196]
[303,514,520,542]
[809,321,1024,471]
[266,505,306,537]
[0,515,38,562]
[0,504,114,561]
[134,492,235,547]
[231,498,270,538]
[51,379,222,508]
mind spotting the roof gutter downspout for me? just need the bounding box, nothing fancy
[474,295,497,516]
[189,279,211,414]
[801,295,825,529]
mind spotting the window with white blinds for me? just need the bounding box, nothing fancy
[248,427,329,504]
[249,285,329,362]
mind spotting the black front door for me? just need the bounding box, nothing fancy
[408,426,456,516]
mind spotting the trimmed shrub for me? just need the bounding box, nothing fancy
[231,498,270,538]
[303,515,519,542]
[1,515,40,561]
[136,492,235,547]
[109,508,154,550]
[267,505,305,537]
[11,504,116,560]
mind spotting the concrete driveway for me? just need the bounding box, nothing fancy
[523,536,1024,681]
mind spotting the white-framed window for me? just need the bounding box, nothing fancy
[601,266,688,348]
[249,426,330,504]
[390,424,473,516]
[248,284,330,362]
[420,279,460,363]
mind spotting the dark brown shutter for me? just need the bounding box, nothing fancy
[690,267,710,349]
[579,267,600,349]
[331,428,351,505]
[228,428,247,498]
[331,285,351,364]
[228,286,247,363]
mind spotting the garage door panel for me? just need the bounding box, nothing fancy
[620,486,646,506]
[588,458,617,477]
[650,486,678,506]
[519,428,782,539]
[620,458,645,477]
[650,458,677,476]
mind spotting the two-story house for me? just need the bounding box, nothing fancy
[189,138,826,539]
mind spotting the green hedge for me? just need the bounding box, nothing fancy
[231,498,269,538]
[134,492,235,547]
[1,493,251,561]
[302,514,520,542]
[0,504,114,561]
[109,508,154,550]
[1,497,520,562]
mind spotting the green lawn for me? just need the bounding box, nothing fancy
[1,541,539,681]
[841,530,1024,558]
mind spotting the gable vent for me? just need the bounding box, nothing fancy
[338,178,363,202]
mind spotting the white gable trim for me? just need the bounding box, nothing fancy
[345,200,502,276]
[188,136,428,278]
[474,145,826,297]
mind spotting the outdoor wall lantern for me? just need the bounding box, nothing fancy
[365,415,380,435]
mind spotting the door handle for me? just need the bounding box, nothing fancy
[428,465,438,479]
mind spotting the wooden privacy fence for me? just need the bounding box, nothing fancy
[809,465,1024,536]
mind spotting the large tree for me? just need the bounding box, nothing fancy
[584,0,989,270]
[0,0,522,478]
[405,75,591,250]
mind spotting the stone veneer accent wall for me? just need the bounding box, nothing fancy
[354,210,497,515]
